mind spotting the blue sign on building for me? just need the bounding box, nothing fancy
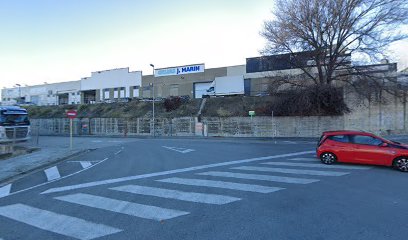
[155,64,205,77]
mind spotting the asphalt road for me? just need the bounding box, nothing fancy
[0,138,407,240]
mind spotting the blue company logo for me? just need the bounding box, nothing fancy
[157,68,177,76]
[180,65,201,73]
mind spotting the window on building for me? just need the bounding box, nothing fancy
[104,89,110,99]
[120,87,125,98]
[169,84,179,96]
[114,88,119,98]
[133,86,140,98]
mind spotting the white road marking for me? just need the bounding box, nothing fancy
[198,171,319,184]
[1,158,109,200]
[41,150,314,194]
[44,166,61,181]
[79,161,92,169]
[114,150,122,155]
[162,146,195,154]
[0,203,121,240]
[0,184,12,198]
[157,177,284,193]
[68,160,102,163]
[232,166,349,177]
[55,193,188,221]
[111,185,240,205]
[91,140,103,143]
[288,157,318,161]
[262,162,371,170]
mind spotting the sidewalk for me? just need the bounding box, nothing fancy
[0,136,137,184]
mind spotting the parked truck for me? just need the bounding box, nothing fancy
[0,106,31,143]
[203,75,245,98]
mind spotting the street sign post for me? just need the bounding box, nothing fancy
[66,110,77,150]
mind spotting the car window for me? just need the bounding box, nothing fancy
[328,135,350,143]
[351,135,383,146]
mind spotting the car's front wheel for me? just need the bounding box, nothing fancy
[320,152,337,165]
[393,157,408,172]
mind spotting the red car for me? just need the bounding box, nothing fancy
[317,130,408,172]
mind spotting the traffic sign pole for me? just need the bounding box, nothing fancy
[66,110,77,151]
[70,118,73,150]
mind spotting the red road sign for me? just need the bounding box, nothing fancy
[66,110,77,119]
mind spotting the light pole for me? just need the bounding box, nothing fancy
[150,64,155,137]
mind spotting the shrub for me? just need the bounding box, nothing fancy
[163,97,182,112]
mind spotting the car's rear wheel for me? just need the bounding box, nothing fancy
[393,157,408,172]
[320,152,337,165]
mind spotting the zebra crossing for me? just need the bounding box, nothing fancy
[0,158,108,199]
[0,155,371,240]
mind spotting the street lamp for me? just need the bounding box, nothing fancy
[150,64,155,137]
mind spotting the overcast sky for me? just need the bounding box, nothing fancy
[0,0,407,91]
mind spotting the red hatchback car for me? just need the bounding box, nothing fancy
[317,130,408,172]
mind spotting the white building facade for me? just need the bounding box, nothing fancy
[1,81,81,106]
[80,68,142,104]
[1,67,142,106]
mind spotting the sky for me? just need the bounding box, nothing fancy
[0,0,407,92]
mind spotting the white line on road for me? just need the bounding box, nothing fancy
[68,161,103,163]
[44,166,61,181]
[79,161,92,169]
[288,158,317,161]
[197,171,319,184]
[114,150,122,155]
[157,177,285,193]
[0,158,109,200]
[0,184,12,198]
[262,162,371,170]
[111,185,240,205]
[0,203,121,240]
[162,146,195,154]
[232,166,349,177]
[41,150,314,194]
[55,193,189,221]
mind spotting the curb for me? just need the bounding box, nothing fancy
[0,149,92,186]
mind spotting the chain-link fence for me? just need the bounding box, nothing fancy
[31,117,197,137]
[29,116,351,138]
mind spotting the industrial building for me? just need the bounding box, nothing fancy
[141,64,247,99]
[1,67,142,106]
[0,52,402,106]
[1,81,81,106]
[80,68,142,104]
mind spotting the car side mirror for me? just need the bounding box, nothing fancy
[380,143,388,147]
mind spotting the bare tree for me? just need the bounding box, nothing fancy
[262,0,408,86]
